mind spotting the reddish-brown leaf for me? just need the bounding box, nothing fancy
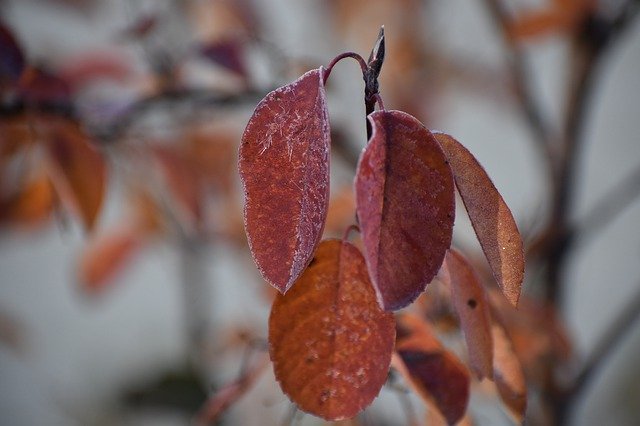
[269,239,395,421]
[492,324,527,421]
[239,68,330,293]
[394,314,470,425]
[489,290,572,382]
[42,119,106,230]
[78,225,144,294]
[442,249,493,380]
[355,110,455,310]
[434,132,524,307]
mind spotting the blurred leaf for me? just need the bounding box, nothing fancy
[507,0,596,40]
[434,132,524,307]
[356,110,454,310]
[442,249,494,380]
[0,21,25,85]
[0,172,55,227]
[239,68,330,293]
[199,37,248,79]
[394,313,470,425]
[59,50,134,92]
[492,324,527,421]
[269,239,395,421]
[324,186,356,237]
[489,290,572,383]
[19,67,71,107]
[78,224,144,294]
[41,118,106,230]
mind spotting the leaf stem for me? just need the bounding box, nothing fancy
[323,52,368,84]
[372,93,386,111]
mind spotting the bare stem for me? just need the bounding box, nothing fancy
[323,52,368,84]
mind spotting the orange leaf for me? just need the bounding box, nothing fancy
[394,314,470,425]
[42,118,106,230]
[442,249,493,380]
[492,324,527,421]
[0,172,54,227]
[434,132,524,307]
[269,239,395,421]
[78,225,143,294]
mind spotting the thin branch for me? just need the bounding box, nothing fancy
[194,351,269,425]
[568,285,640,399]
[570,163,640,246]
[481,0,557,175]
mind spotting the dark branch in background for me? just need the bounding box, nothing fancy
[560,286,640,422]
[481,0,557,177]
[93,88,265,142]
[571,163,640,247]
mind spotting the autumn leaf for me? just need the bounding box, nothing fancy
[269,239,395,421]
[394,313,470,425]
[355,110,455,310]
[42,118,107,230]
[78,224,144,294]
[0,172,54,227]
[442,249,494,380]
[492,324,527,422]
[239,68,330,293]
[434,132,524,307]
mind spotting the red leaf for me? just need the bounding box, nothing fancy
[43,119,107,230]
[492,324,527,421]
[355,110,455,310]
[78,224,143,294]
[239,68,330,293]
[442,249,493,380]
[394,313,470,425]
[269,239,395,421]
[434,132,524,307]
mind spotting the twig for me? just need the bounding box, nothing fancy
[481,0,557,175]
[194,351,269,425]
[570,163,640,246]
[563,286,640,411]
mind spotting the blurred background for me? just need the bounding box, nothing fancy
[1,0,639,425]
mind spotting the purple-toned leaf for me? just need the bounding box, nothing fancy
[355,110,455,310]
[434,132,524,307]
[239,68,330,293]
[199,38,247,79]
[269,239,395,420]
[442,249,493,380]
[0,22,25,84]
